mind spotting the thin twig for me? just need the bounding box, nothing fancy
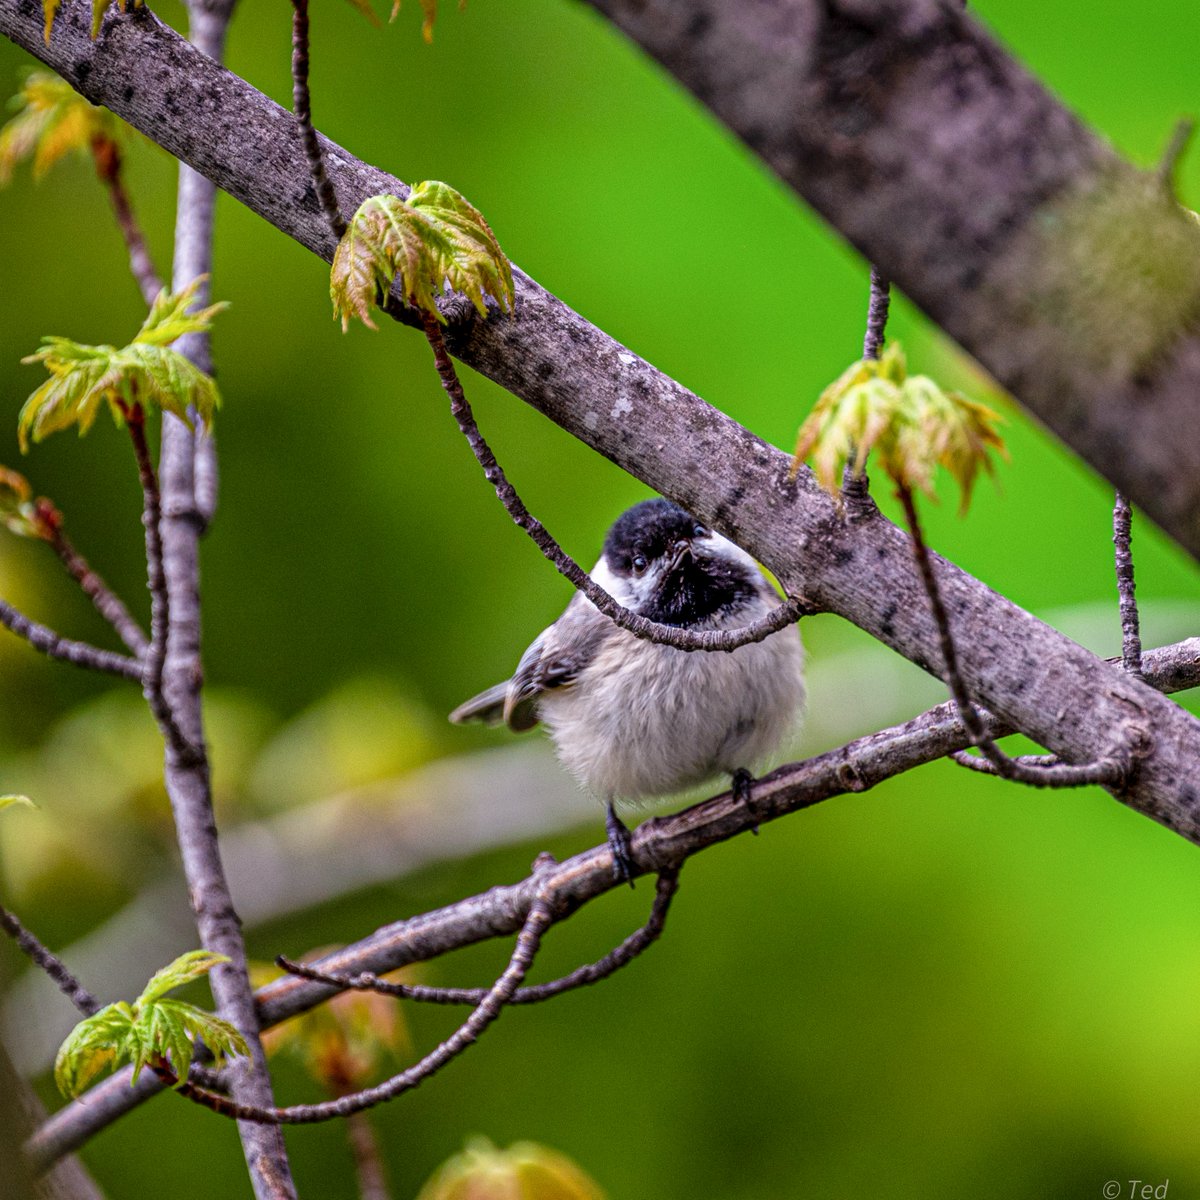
[153,892,555,1125]
[290,0,346,239]
[897,485,1131,788]
[421,313,810,650]
[862,267,891,362]
[49,526,149,658]
[1112,491,1143,679]
[127,410,198,764]
[278,869,680,1007]
[0,905,99,1017]
[0,599,143,680]
[90,136,163,309]
[843,267,891,508]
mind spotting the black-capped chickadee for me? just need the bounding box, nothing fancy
[450,499,806,880]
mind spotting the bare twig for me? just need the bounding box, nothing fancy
[89,136,163,308]
[127,409,198,764]
[420,313,811,650]
[152,892,555,1125]
[0,905,99,1017]
[48,526,149,658]
[862,267,891,362]
[842,267,891,510]
[1112,491,1144,679]
[0,599,143,680]
[277,869,680,1007]
[290,0,345,239]
[897,485,1133,788]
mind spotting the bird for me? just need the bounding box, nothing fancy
[449,498,806,881]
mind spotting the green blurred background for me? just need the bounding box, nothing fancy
[1,1,1199,1197]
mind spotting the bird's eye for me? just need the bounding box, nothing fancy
[632,554,648,574]
[693,523,707,538]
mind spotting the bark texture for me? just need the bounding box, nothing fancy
[583,0,1200,559]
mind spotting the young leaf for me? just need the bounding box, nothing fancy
[330,184,513,330]
[138,949,231,1006]
[19,278,227,451]
[0,466,56,540]
[0,794,36,812]
[416,1137,607,1200]
[54,1002,135,1098]
[793,341,1005,513]
[0,70,118,183]
[54,950,249,1097]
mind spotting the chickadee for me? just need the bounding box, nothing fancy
[450,499,806,880]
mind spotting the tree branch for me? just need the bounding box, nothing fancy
[579,0,1200,560]
[151,891,555,1126]
[276,868,680,1007]
[0,905,99,1017]
[0,598,143,680]
[90,135,162,308]
[1113,492,1144,679]
[148,0,298,1194]
[1,0,1198,847]
[27,635,1200,1169]
[421,313,812,651]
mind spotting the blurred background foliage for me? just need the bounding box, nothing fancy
[0,0,1198,1197]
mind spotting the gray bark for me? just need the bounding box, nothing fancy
[582,0,1200,559]
[0,0,1197,834]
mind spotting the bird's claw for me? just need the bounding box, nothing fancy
[605,803,636,887]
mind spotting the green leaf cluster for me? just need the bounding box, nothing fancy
[0,466,56,540]
[0,70,117,185]
[793,343,1006,512]
[331,183,514,330]
[54,950,249,1098]
[19,277,227,452]
[417,1137,607,1200]
[40,0,146,45]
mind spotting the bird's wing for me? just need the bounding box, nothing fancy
[502,594,611,732]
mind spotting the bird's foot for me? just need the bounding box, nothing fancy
[732,767,760,834]
[605,802,636,887]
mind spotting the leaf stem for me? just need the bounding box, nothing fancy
[421,313,812,650]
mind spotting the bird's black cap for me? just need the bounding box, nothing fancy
[602,499,703,575]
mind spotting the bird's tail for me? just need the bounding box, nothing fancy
[448,682,511,726]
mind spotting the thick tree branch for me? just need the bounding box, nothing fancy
[581,0,1200,560]
[27,635,1200,1169]
[1,0,1198,843]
